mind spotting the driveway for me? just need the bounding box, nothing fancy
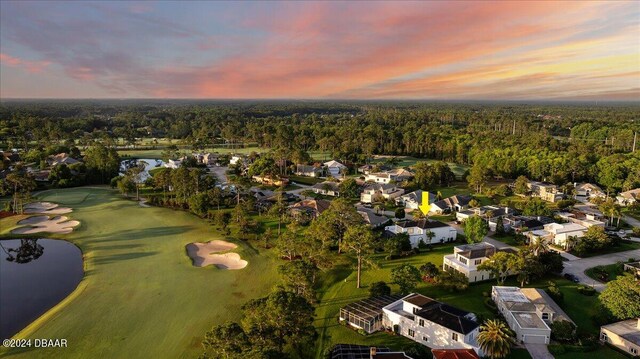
[209,166,228,185]
[524,344,554,359]
[623,214,640,228]
[562,248,640,292]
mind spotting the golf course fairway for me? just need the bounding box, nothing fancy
[0,187,278,359]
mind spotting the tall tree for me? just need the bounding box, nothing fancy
[391,264,422,294]
[599,274,640,320]
[343,224,376,288]
[464,216,489,243]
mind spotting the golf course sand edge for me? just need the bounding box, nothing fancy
[12,215,80,234]
[185,240,248,270]
[24,201,73,215]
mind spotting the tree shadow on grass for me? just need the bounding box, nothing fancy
[83,226,195,244]
[92,251,159,265]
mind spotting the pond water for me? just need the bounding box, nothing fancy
[0,238,83,339]
[120,158,165,183]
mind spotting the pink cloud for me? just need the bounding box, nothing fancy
[0,53,51,73]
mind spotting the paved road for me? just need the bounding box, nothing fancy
[562,248,640,292]
[209,166,228,185]
[524,344,554,359]
[624,214,640,228]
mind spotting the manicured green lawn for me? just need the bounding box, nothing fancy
[0,187,279,359]
[585,263,624,283]
[573,240,640,258]
[556,346,631,359]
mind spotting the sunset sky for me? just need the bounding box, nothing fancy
[1,1,638,100]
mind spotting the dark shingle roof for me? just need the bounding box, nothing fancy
[395,219,450,230]
[415,302,479,334]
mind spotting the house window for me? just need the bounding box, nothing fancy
[422,336,429,342]
[474,259,482,265]
[408,329,415,337]
[418,319,424,327]
[541,313,549,320]
[601,333,609,342]
[413,307,419,314]
[630,348,637,355]
[452,333,459,341]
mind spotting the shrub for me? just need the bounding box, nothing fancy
[551,320,576,343]
[548,345,566,355]
[547,283,564,303]
[483,297,498,312]
[369,281,391,297]
[482,291,489,297]
[357,329,367,336]
[577,285,596,296]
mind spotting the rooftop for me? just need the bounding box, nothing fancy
[602,319,640,346]
[431,349,480,359]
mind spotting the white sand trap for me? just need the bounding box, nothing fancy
[12,215,80,234]
[24,202,72,215]
[186,240,248,269]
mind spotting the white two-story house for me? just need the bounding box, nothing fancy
[443,242,510,283]
[361,183,405,203]
[525,222,587,250]
[385,219,457,247]
[382,294,481,355]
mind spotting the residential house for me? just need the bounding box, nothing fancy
[600,318,640,357]
[193,152,218,166]
[525,222,587,249]
[358,164,391,175]
[385,219,457,247]
[312,181,341,196]
[358,209,391,229]
[492,286,574,345]
[574,182,606,199]
[365,172,393,184]
[431,349,480,359]
[623,261,640,279]
[443,243,517,283]
[430,195,472,214]
[1,151,21,164]
[295,164,324,178]
[617,188,640,206]
[229,155,248,166]
[381,294,481,353]
[386,168,415,182]
[164,158,183,169]
[527,181,564,203]
[456,206,517,231]
[396,190,435,211]
[290,199,331,223]
[556,210,606,228]
[507,216,553,233]
[47,153,80,167]
[324,160,347,178]
[252,175,289,187]
[340,295,406,334]
[329,344,414,359]
[360,183,405,203]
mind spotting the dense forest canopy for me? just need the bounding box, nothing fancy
[1,100,638,191]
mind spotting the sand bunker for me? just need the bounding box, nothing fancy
[186,240,248,270]
[24,202,72,215]
[12,215,80,235]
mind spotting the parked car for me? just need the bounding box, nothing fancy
[564,273,580,283]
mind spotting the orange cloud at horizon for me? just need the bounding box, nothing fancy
[0,1,638,100]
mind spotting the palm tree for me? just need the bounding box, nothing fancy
[477,319,515,359]
[530,237,549,256]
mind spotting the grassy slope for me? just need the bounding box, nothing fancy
[0,187,279,359]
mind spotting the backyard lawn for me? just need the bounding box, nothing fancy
[0,187,279,359]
